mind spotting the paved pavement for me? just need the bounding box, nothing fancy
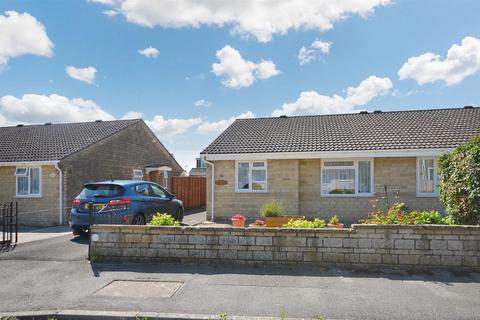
[0,234,479,319]
[183,210,207,226]
[16,226,72,244]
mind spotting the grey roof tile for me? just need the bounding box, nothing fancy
[0,119,140,162]
[201,107,480,155]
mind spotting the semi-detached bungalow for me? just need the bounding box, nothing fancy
[200,106,480,224]
[0,119,183,226]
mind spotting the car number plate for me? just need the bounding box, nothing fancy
[85,203,106,211]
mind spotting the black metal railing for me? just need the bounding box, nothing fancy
[1,201,18,245]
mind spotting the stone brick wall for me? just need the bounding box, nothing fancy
[61,121,184,223]
[90,224,480,270]
[207,158,444,225]
[0,165,62,226]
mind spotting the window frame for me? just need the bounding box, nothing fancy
[15,166,42,198]
[132,169,143,180]
[320,158,374,197]
[235,160,268,193]
[416,157,439,197]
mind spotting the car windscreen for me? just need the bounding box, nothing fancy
[79,184,125,198]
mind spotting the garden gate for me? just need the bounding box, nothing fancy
[1,201,18,245]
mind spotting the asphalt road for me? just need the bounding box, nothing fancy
[1,234,479,319]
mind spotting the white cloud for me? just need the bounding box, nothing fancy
[138,46,159,58]
[298,39,331,65]
[212,45,279,89]
[398,36,480,86]
[121,111,142,119]
[194,99,212,108]
[102,9,119,17]
[197,111,255,134]
[88,0,116,5]
[0,11,53,70]
[65,66,97,84]
[272,76,392,116]
[94,0,390,42]
[145,115,202,137]
[0,94,115,125]
[0,93,204,140]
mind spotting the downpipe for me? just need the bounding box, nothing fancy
[203,158,215,222]
[54,163,63,225]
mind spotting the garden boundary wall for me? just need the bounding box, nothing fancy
[90,224,480,270]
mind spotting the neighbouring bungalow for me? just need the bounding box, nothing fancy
[188,157,207,177]
[0,119,183,226]
[200,106,480,224]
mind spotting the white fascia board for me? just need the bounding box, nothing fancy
[203,148,453,161]
[0,160,60,166]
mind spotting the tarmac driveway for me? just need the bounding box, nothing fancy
[1,232,480,319]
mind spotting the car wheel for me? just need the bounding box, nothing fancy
[72,228,87,237]
[131,214,146,225]
[175,207,184,222]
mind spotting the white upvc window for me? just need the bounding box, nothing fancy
[417,157,439,197]
[15,167,42,197]
[321,159,374,197]
[132,169,143,180]
[235,161,267,192]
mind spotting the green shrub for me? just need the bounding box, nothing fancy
[283,218,326,229]
[148,213,181,226]
[359,203,450,225]
[359,203,408,224]
[260,201,284,217]
[328,214,340,225]
[410,210,446,225]
[438,135,480,225]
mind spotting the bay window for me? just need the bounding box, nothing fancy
[417,158,438,196]
[321,159,373,196]
[236,161,267,192]
[16,167,41,197]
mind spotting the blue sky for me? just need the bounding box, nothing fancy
[0,0,479,170]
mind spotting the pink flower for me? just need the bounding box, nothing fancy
[232,214,246,220]
[254,219,266,226]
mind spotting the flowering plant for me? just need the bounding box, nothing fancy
[253,219,266,226]
[231,214,246,221]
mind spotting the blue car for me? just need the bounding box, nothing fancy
[70,180,184,234]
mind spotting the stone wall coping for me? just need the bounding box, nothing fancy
[91,223,480,233]
[351,224,480,230]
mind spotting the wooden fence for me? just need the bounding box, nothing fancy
[171,176,206,211]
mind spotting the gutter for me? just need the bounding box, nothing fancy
[202,158,215,222]
[0,160,60,166]
[54,163,63,225]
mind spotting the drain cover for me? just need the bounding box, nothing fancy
[95,280,183,298]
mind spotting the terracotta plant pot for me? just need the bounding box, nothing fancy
[327,223,344,229]
[231,218,246,228]
[265,215,305,227]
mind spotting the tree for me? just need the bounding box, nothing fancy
[438,135,480,225]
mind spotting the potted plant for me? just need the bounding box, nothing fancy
[327,214,344,228]
[231,214,246,227]
[249,219,266,228]
[260,201,304,227]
